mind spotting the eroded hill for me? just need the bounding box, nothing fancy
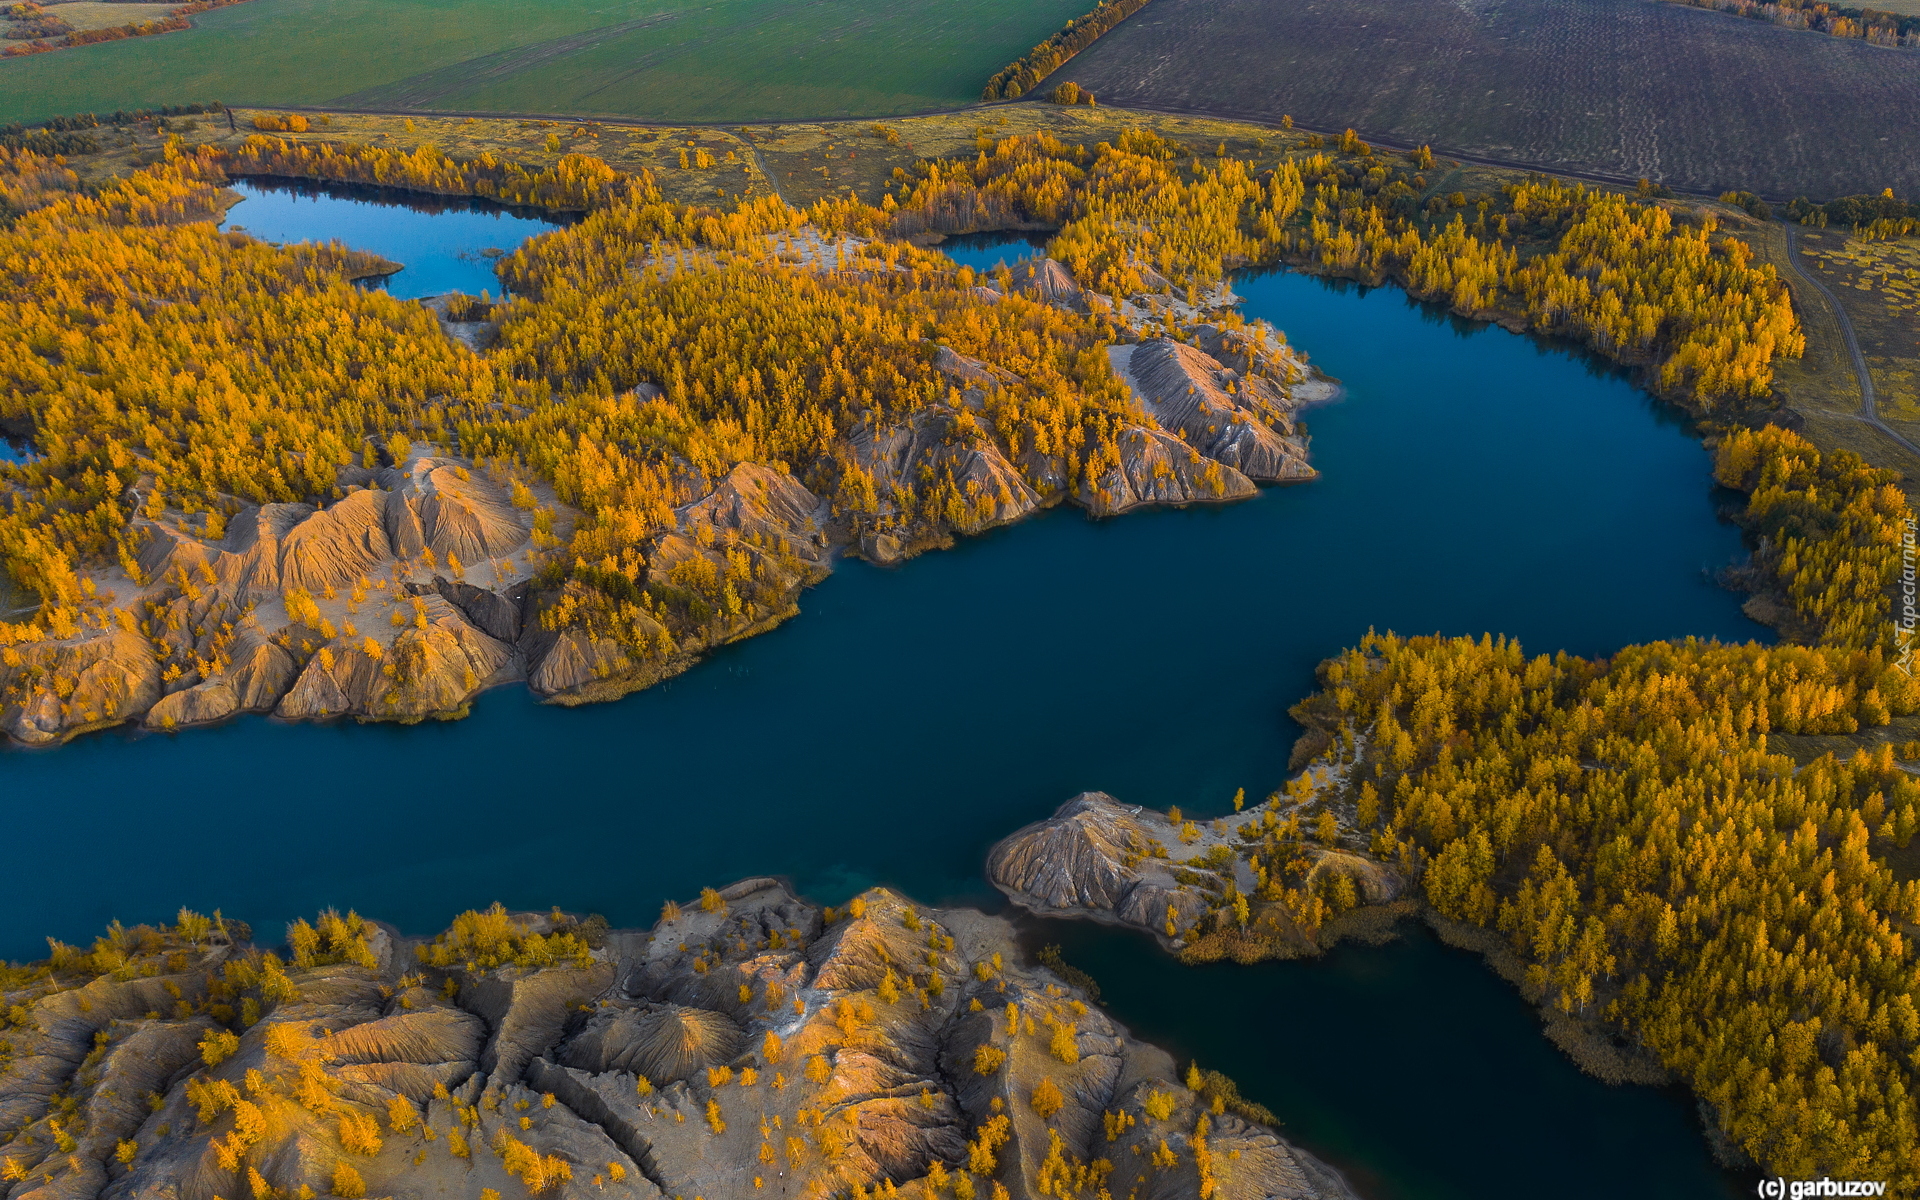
[0,884,1357,1200]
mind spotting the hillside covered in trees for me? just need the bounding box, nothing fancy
[0,122,1801,745]
[1279,425,1920,1184]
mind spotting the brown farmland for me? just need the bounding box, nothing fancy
[1039,0,1920,200]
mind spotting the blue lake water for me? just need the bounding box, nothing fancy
[939,230,1051,271]
[4,206,1765,1199]
[219,179,563,299]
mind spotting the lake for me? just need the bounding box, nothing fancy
[219,178,564,298]
[4,198,1765,1200]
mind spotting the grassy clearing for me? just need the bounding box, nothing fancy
[1044,0,1920,200]
[1795,234,1920,420]
[1743,219,1920,497]
[0,0,1087,127]
[41,2,178,31]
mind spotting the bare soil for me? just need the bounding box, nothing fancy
[1037,0,1920,200]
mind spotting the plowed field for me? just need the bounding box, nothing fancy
[1042,0,1920,199]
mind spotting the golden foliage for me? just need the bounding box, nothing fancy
[1029,1077,1065,1120]
[414,904,593,972]
[971,1044,1006,1075]
[1298,428,1920,1183]
[492,1130,572,1193]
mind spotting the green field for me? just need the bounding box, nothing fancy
[0,0,1087,126]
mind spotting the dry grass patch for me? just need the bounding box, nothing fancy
[40,1,177,29]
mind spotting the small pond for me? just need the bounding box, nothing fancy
[220,178,566,298]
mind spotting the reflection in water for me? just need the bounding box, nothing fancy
[1030,916,1747,1200]
[939,230,1051,272]
[219,178,566,299]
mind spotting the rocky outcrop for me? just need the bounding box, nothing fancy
[1114,340,1316,483]
[525,464,829,703]
[144,616,296,730]
[665,462,829,576]
[136,456,530,608]
[276,489,394,595]
[990,792,1404,958]
[1074,426,1257,517]
[274,593,515,721]
[0,450,546,744]
[415,576,526,643]
[378,458,527,566]
[0,629,162,746]
[0,252,1340,747]
[418,293,502,353]
[1008,259,1085,311]
[0,885,1357,1200]
[933,345,1019,408]
[845,409,1043,564]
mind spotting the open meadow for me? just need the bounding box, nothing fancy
[38,2,177,30]
[1041,0,1920,200]
[0,0,1087,126]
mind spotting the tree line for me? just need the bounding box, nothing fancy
[0,0,251,58]
[1663,0,1920,47]
[1293,423,1920,1185]
[980,0,1152,101]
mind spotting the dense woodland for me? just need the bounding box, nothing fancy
[0,126,1806,660]
[0,118,1890,1180]
[1290,424,1920,1184]
[892,127,1800,404]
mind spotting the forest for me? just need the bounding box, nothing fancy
[0,123,1810,710]
[1282,423,1920,1184]
[0,119,1879,1180]
[0,124,1803,670]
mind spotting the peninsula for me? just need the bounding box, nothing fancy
[0,107,1797,746]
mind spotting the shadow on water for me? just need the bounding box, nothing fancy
[1024,917,1749,1200]
[2,195,1774,1199]
[230,177,579,224]
[937,230,1052,272]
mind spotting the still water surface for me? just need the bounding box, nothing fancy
[219,179,563,298]
[9,203,1765,1200]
